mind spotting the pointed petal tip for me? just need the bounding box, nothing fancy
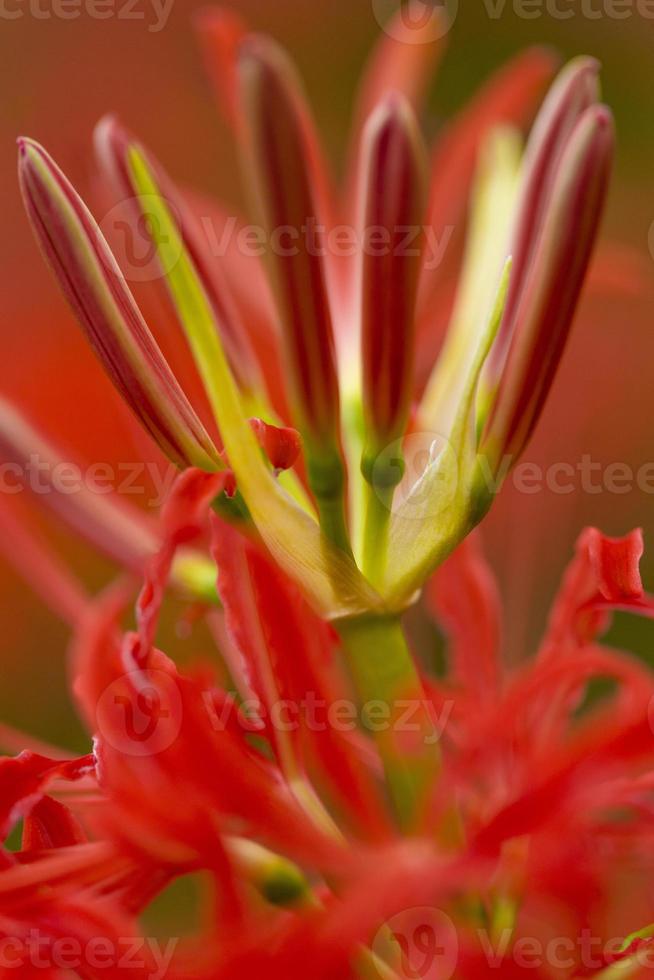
[590,102,614,130]
[560,54,602,98]
[93,113,136,175]
[16,136,40,164]
[575,102,615,157]
[369,90,413,125]
[362,90,424,155]
[94,112,123,142]
[236,32,301,100]
[237,31,284,80]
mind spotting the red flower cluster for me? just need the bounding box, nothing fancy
[2,473,654,978]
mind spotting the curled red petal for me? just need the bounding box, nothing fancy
[543,527,645,650]
[248,417,301,472]
[0,753,95,841]
[21,796,87,853]
[136,468,228,658]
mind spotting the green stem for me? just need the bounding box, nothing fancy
[307,445,354,558]
[337,613,441,831]
[361,482,393,588]
[316,492,354,559]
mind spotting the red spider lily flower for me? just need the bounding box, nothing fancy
[4,9,653,978]
[13,0,615,835]
[17,12,605,618]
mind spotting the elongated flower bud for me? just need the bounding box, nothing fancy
[359,96,427,473]
[237,36,340,452]
[94,115,264,396]
[18,139,222,473]
[486,57,600,382]
[480,105,614,471]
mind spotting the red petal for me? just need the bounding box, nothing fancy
[95,115,264,396]
[0,494,88,626]
[425,533,501,699]
[0,753,94,840]
[543,527,645,649]
[481,105,614,466]
[18,139,221,471]
[238,36,340,445]
[359,96,427,448]
[248,418,301,472]
[0,397,160,570]
[195,7,249,135]
[136,468,228,658]
[21,797,87,853]
[212,517,392,841]
[346,6,447,210]
[418,48,557,317]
